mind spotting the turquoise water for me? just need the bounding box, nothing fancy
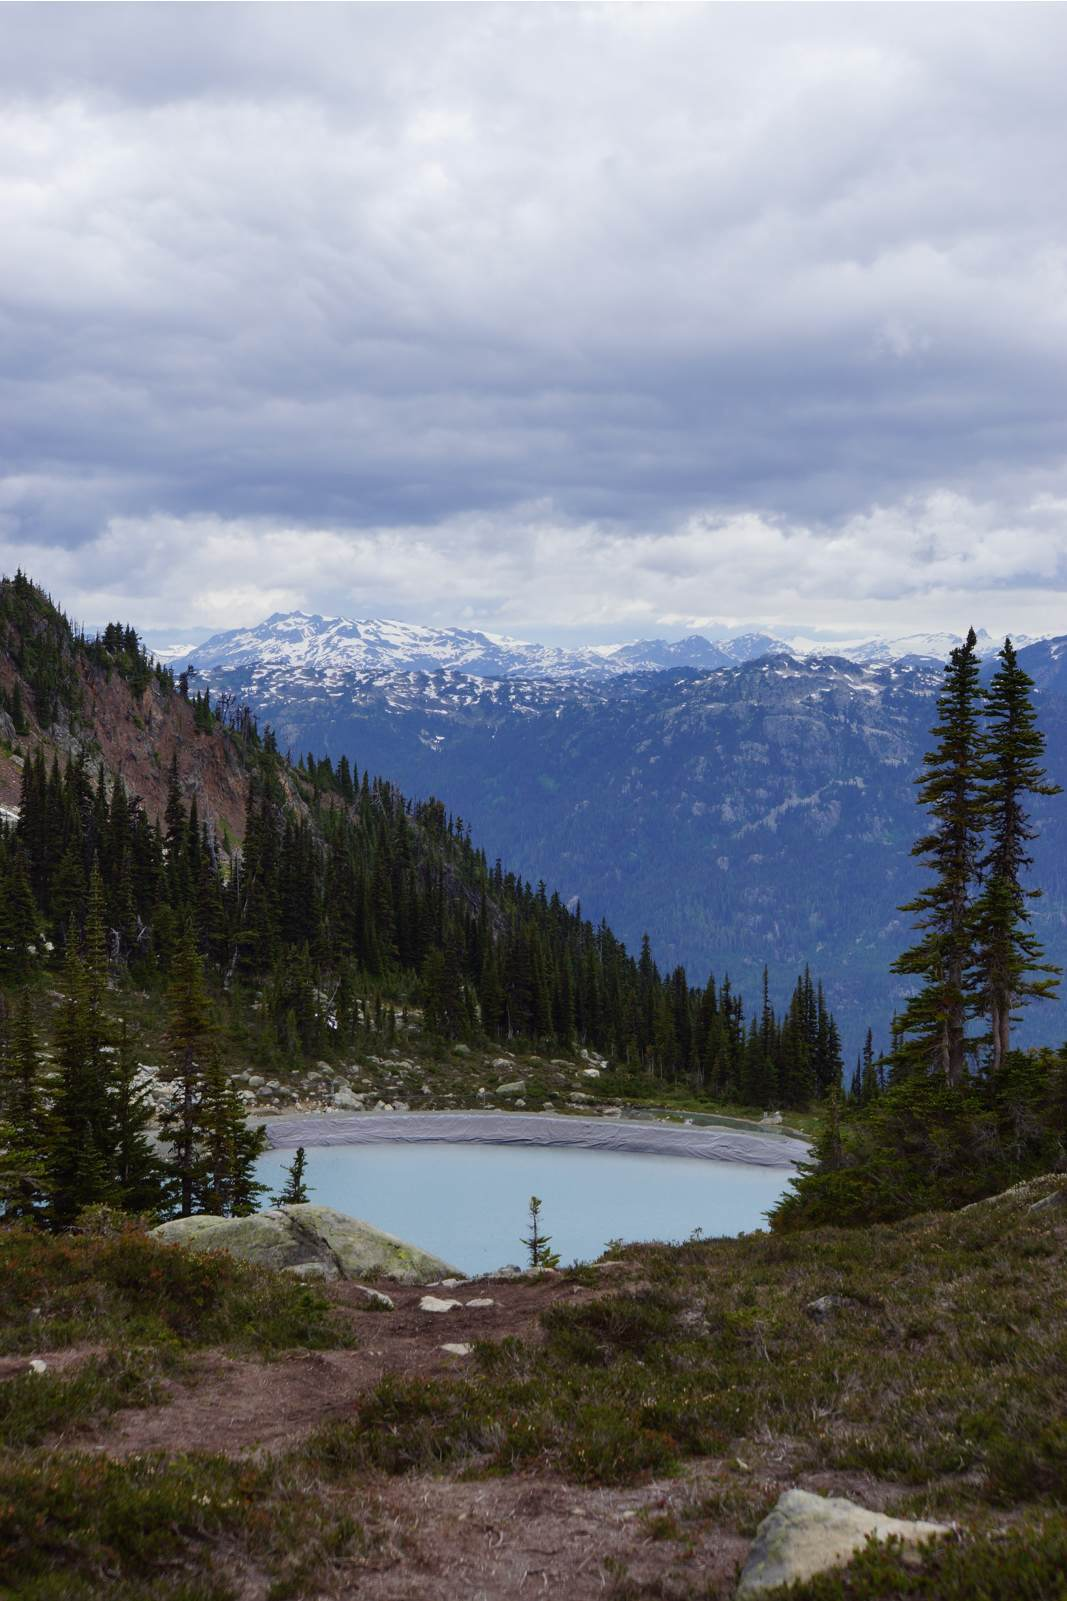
[255,1141,794,1274]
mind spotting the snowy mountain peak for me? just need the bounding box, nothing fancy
[174,611,1048,681]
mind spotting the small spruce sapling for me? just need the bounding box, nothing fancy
[272,1145,312,1206]
[522,1195,560,1271]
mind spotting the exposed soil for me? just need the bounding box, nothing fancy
[75,1269,626,1459]
[24,1266,914,1599]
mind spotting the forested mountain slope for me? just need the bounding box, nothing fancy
[197,649,1067,1056]
[0,574,842,1110]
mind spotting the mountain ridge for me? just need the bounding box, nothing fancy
[173,610,1048,681]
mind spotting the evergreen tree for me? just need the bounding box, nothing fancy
[159,927,215,1217]
[892,629,984,1084]
[111,1019,169,1215]
[271,1145,311,1206]
[0,993,48,1218]
[47,944,114,1225]
[970,638,1061,1070]
[522,1195,560,1270]
[195,1051,266,1216]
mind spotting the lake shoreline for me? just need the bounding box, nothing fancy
[256,1109,808,1170]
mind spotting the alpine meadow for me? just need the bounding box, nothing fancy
[2,7,1067,1600]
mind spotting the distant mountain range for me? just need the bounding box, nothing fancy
[188,632,1067,1060]
[172,613,1045,680]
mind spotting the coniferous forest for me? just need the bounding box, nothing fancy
[0,573,844,1227]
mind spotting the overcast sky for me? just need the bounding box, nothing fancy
[2,3,1066,645]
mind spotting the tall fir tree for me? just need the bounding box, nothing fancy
[159,926,215,1217]
[892,628,984,1085]
[970,638,1061,1070]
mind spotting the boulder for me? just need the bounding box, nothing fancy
[330,1087,364,1110]
[420,1296,462,1313]
[152,1204,460,1286]
[285,1204,462,1285]
[152,1212,309,1273]
[736,1489,951,1596]
[496,1079,526,1096]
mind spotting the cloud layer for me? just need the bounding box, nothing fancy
[2,4,1066,638]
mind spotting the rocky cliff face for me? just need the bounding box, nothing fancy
[0,581,269,851]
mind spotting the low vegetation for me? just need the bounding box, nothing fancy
[0,1177,1063,1596]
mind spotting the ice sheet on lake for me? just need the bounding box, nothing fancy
[261,1111,806,1169]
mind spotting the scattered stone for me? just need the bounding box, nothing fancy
[437,1277,464,1288]
[28,1359,48,1375]
[453,1043,471,1055]
[582,1067,601,1078]
[440,1342,473,1356]
[465,1297,495,1308]
[1029,1189,1067,1214]
[736,1489,951,1595]
[419,1296,462,1313]
[330,1087,364,1110]
[490,1057,514,1070]
[352,1284,395,1310]
[496,1080,526,1096]
[806,1294,860,1322]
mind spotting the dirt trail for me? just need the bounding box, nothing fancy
[79,1271,613,1459]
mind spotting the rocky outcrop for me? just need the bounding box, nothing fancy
[736,1489,950,1595]
[152,1204,460,1284]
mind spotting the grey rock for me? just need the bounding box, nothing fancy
[736,1489,951,1595]
[496,1079,526,1096]
[351,1284,395,1309]
[330,1087,364,1110]
[419,1295,462,1313]
[287,1204,461,1285]
[283,1260,336,1281]
[153,1212,306,1272]
[1029,1188,1067,1214]
[806,1294,860,1322]
[452,1043,471,1055]
[152,1204,459,1285]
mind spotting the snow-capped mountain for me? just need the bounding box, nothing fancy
[831,627,1043,664]
[173,611,1049,682]
[173,612,607,678]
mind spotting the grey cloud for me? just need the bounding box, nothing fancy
[1,3,1067,632]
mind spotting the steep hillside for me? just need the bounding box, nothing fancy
[0,575,258,848]
[196,649,1067,1057]
[0,574,846,1119]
